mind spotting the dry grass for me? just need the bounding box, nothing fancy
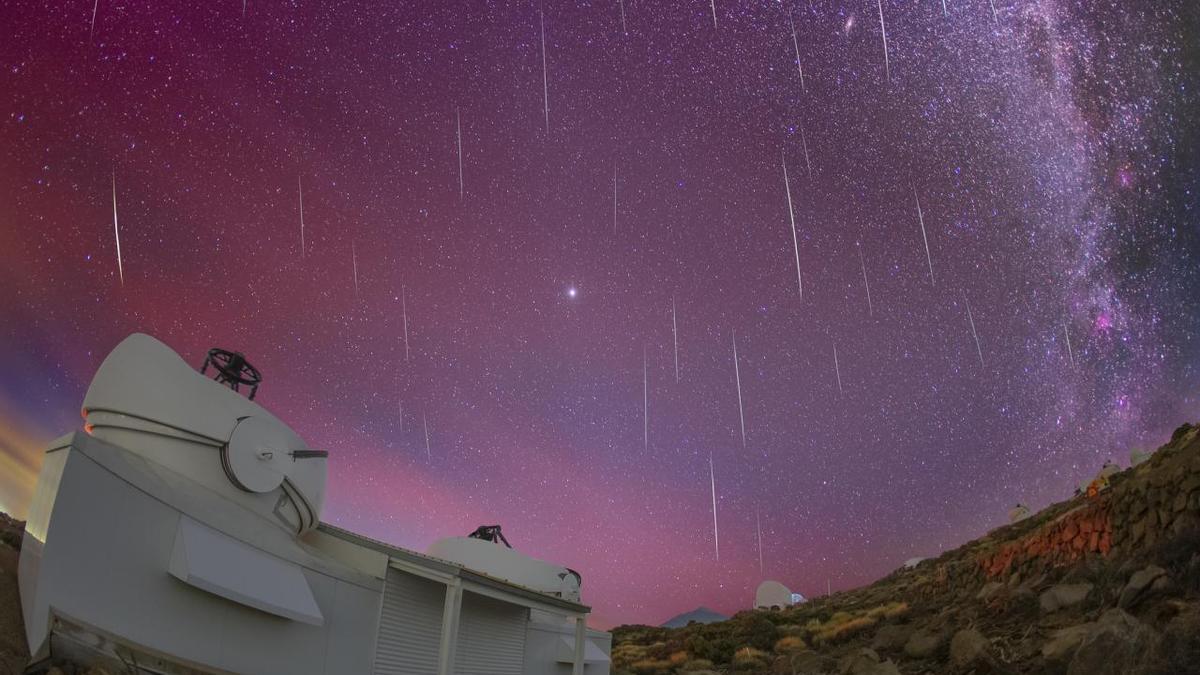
[865,601,909,620]
[732,646,770,670]
[773,635,808,654]
[814,615,877,643]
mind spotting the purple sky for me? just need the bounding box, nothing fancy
[1,0,1199,627]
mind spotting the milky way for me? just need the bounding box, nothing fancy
[1,1,1199,627]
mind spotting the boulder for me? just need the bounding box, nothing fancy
[1039,583,1093,613]
[949,628,990,667]
[976,581,1005,601]
[1065,609,1157,675]
[784,650,836,675]
[1041,623,1092,663]
[870,623,913,653]
[903,629,947,659]
[1148,609,1200,675]
[1117,565,1168,609]
[838,648,901,675]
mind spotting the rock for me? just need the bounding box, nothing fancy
[1066,609,1157,675]
[870,623,913,653]
[949,628,990,667]
[1041,624,1092,663]
[784,650,836,675]
[976,581,1005,601]
[1170,510,1200,536]
[1148,609,1200,675]
[838,648,901,675]
[1131,518,1147,543]
[903,629,947,659]
[1039,583,1093,613]
[1118,565,1167,609]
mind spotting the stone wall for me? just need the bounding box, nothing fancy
[976,423,1200,581]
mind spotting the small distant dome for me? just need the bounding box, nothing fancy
[1099,460,1120,478]
[1008,504,1031,523]
[755,580,793,610]
[790,592,806,605]
[903,557,927,569]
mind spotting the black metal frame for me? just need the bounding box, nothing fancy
[467,524,512,548]
[200,347,263,400]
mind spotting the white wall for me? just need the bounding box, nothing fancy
[21,442,379,675]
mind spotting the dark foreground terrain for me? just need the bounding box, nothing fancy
[612,423,1200,675]
[3,424,1200,675]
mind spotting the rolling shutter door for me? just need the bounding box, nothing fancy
[374,569,445,675]
[454,592,528,675]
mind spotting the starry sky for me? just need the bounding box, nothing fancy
[1,0,1199,628]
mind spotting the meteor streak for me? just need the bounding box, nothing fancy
[456,108,464,199]
[423,412,431,460]
[782,151,803,299]
[671,297,680,382]
[613,165,618,234]
[858,242,873,316]
[833,342,843,395]
[964,292,984,367]
[539,11,550,134]
[298,176,306,257]
[709,454,720,561]
[643,345,649,450]
[877,0,891,83]
[402,287,411,361]
[732,330,746,449]
[913,185,934,285]
[788,11,806,93]
[111,173,123,286]
[755,508,764,575]
[1064,322,1075,366]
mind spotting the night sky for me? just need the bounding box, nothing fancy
[2,0,1199,628]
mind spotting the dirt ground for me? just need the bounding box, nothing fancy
[0,540,30,675]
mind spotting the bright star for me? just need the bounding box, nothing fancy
[567,287,577,298]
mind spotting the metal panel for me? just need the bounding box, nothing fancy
[454,591,528,675]
[374,568,445,675]
[168,515,324,625]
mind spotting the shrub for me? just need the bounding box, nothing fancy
[681,658,715,671]
[629,658,674,675]
[827,611,854,625]
[733,614,779,652]
[814,616,877,644]
[732,646,770,672]
[865,601,909,620]
[773,635,808,654]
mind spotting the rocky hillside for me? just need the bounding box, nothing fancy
[3,424,1199,675]
[1,512,28,675]
[612,422,1200,675]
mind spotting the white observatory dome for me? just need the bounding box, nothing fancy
[81,333,326,535]
[755,580,794,610]
[427,527,582,603]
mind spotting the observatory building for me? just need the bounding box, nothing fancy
[754,581,801,610]
[18,334,611,674]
